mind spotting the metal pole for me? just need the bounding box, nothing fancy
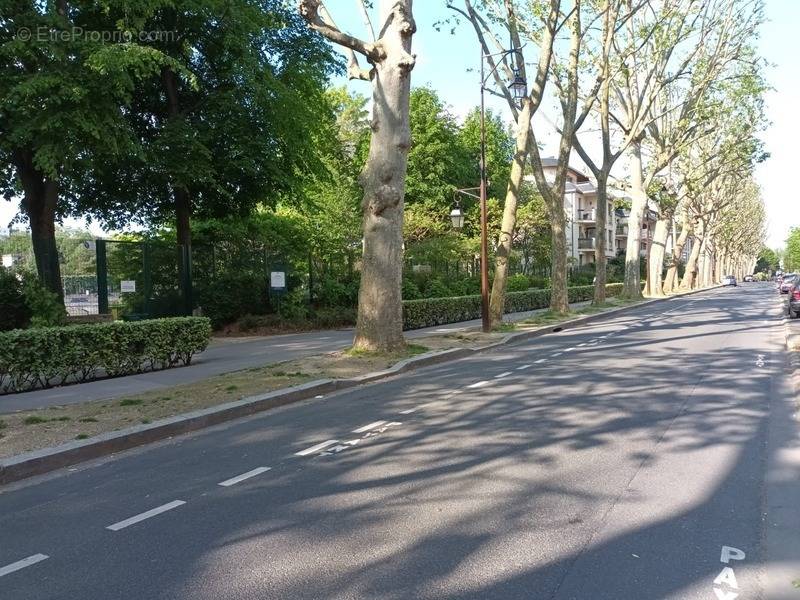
[479,49,491,332]
[96,239,108,315]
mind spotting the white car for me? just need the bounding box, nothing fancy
[722,275,737,287]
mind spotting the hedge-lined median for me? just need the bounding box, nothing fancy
[403,283,624,330]
[0,317,212,394]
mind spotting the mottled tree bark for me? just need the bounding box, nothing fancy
[593,171,609,304]
[300,1,416,351]
[663,219,689,294]
[352,5,415,351]
[13,149,63,302]
[646,217,670,296]
[623,141,647,298]
[489,101,532,326]
[680,226,703,290]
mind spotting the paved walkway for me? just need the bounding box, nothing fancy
[0,303,589,412]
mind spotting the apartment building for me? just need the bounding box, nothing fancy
[531,158,617,267]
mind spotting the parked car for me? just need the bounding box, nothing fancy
[743,274,754,282]
[722,275,737,287]
[788,282,800,318]
[780,274,797,294]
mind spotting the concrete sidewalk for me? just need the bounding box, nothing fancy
[0,303,590,413]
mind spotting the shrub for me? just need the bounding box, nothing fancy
[401,277,422,300]
[506,274,531,292]
[277,289,310,321]
[0,269,31,331]
[423,278,452,298]
[529,276,550,289]
[197,272,267,328]
[440,277,474,296]
[315,276,358,308]
[20,271,66,327]
[0,317,211,393]
[402,283,624,330]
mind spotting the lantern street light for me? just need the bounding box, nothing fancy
[469,44,527,332]
[510,69,528,102]
[450,203,465,230]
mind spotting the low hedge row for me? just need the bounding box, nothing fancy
[403,283,624,330]
[0,317,212,394]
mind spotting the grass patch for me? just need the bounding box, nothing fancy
[119,398,143,407]
[492,323,517,333]
[23,415,49,425]
[78,417,98,423]
[523,310,569,326]
[345,343,429,359]
[224,385,239,392]
[141,419,151,424]
[75,433,89,440]
[0,419,6,430]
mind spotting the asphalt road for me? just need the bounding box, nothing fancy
[2,303,588,412]
[1,284,798,600]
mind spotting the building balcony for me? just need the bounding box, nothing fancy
[578,237,596,251]
[576,209,596,222]
[615,226,628,237]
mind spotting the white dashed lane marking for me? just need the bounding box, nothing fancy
[534,358,546,364]
[106,500,186,531]
[295,440,339,456]
[516,364,532,370]
[353,421,387,434]
[494,371,512,379]
[218,467,271,487]
[399,408,418,415]
[468,380,490,389]
[0,554,49,578]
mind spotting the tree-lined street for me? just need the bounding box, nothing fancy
[1,283,797,599]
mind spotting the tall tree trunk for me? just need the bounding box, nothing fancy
[14,149,63,302]
[352,2,415,351]
[162,66,192,249]
[489,101,532,327]
[680,230,703,290]
[623,141,646,298]
[593,172,609,304]
[646,217,670,296]
[548,194,569,313]
[663,220,689,293]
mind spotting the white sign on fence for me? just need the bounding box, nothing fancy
[120,280,136,293]
[1,254,12,268]
[270,271,286,289]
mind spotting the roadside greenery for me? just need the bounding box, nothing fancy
[403,283,623,330]
[0,317,211,393]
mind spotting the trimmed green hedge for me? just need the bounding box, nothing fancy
[403,283,624,330]
[0,317,212,394]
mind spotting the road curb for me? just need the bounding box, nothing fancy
[782,317,800,395]
[0,285,717,486]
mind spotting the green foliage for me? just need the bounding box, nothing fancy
[423,279,452,298]
[20,271,66,328]
[786,228,800,272]
[401,278,422,300]
[402,284,624,330]
[0,317,211,393]
[0,269,65,330]
[506,274,531,292]
[755,246,780,273]
[0,269,31,331]
[197,273,267,329]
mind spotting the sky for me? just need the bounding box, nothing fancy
[2,0,796,248]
